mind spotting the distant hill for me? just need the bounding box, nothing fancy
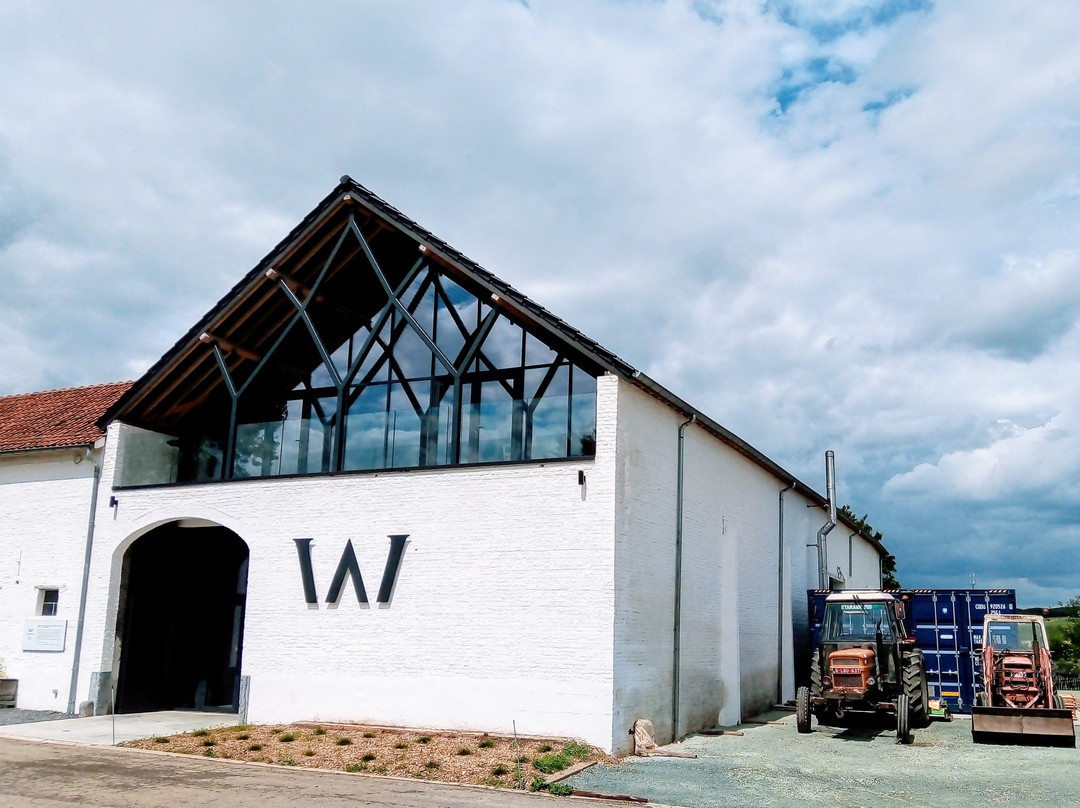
[1019,606,1072,618]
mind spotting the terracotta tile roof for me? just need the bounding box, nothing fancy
[0,381,133,453]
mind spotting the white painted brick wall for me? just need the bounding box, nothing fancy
[0,449,99,710]
[6,371,883,752]
[75,375,621,750]
[611,381,884,750]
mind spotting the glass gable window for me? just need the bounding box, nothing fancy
[122,214,601,486]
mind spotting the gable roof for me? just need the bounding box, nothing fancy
[0,381,132,454]
[101,176,887,558]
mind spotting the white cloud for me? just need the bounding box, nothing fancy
[0,0,1078,604]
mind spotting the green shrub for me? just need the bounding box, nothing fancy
[457,747,472,756]
[203,749,217,758]
[425,761,440,769]
[281,758,296,766]
[248,743,262,752]
[153,737,170,744]
[236,733,249,741]
[336,737,352,746]
[394,741,409,749]
[417,736,431,744]
[362,753,376,762]
[538,743,552,753]
[303,750,315,757]
[202,739,216,747]
[345,763,365,773]
[192,729,210,738]
[278,733,296,743]
[362,731,377,738]
[533,742,592,774]
[564,742,591,760]
[492,764,508,776]
[549,782,574,796]
[479,738,495,749]
[313,727,326,736]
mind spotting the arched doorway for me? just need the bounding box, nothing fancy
[115,521,249,714]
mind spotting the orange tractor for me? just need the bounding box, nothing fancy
[971,613,1075,746]
[797,591,928,744]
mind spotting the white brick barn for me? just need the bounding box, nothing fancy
[0,178,886,755]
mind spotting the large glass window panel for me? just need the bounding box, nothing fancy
[342,318,391,388]
[412,282,437,340]
[460,380,518,463]
[342,383,390,471]
[434,290,466,362]
[570,367,597,457]
[526,364,569,459]
[387,382,423,468]
[525,364,568,401]
[391,319,438,379]
[479,315,524,368]
[309,361,337,390]
[300,394,338,473]
[529,395,570,459]
[233,409,284,479]
[525,332,558,367]
[186,436,225,482]
[421,380,455,467]
[329,323,371,379]
[440,277,479,332]
[233,387,338,478]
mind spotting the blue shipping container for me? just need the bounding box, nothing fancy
[808,589,1016,714]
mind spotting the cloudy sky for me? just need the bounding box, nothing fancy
[1,0,1078,605]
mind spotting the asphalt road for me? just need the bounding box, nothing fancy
[567,710,1080,808]
[0,738,601,808]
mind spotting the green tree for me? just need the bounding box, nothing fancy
[838,504,900,589]
[1051,596,1080,677]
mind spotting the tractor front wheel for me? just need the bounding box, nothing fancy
[796,686,812,734]
[896,693,913,744]
[1054,694,1066,710]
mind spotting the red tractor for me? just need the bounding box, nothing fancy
[797,591,928,744]
[972,613,1075,746]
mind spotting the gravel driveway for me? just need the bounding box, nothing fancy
[0,709,71,727]
[566,710,1080,808]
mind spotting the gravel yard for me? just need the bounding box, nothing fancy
[0,709,72,727]
[121,723,611,791]
[566,710,1080,808]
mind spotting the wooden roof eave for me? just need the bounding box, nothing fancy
[101,190,363,428]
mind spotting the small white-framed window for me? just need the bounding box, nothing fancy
[37,588,60,617]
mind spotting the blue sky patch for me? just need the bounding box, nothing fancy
[773,58,858,114]
[768,0,933,43]
[863,87,916,120]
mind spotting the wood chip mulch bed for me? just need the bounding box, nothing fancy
[121,723,615,790]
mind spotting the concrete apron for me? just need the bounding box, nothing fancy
[0,711,237,746]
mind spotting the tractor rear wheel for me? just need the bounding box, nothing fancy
[896,693,913,744]
[796,686,812,734]
[903,650,930,728]
[810,649,822,695]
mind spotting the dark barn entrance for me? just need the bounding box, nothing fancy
[115,522,249,714]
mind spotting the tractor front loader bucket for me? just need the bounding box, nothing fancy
[971,706,1076,747]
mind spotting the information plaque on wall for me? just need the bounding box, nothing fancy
[23,619,67,652]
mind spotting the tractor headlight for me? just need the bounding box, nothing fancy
[866,677,876,686]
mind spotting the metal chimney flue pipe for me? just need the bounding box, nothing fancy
[816,450,838,589]
[826,450,836,523]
